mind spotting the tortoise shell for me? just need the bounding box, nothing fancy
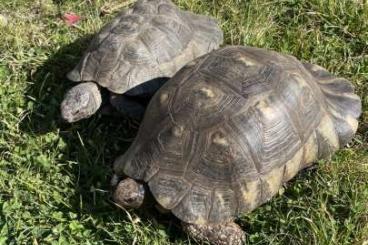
[67,0,223,94]
[114,46,361,225]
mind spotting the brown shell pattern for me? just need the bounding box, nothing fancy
[68,0,223,94]
[114,46,361,224]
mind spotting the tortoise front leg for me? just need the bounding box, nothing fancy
[182,221,245,245]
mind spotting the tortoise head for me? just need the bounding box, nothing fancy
[61,82,102,123]
[113,178,145,209]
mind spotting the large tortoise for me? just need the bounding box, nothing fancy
[61,0,223,122]
[112,46,361,244]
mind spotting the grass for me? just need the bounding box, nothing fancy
[0,0,367,244]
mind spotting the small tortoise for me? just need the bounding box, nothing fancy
[112,46,361,244]
[61,0,223,122]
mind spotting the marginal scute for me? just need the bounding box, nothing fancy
[302,132,318,168]
[303,61,362,147]
[172,185,212,224]
[282,147,303,182]
[330,113,358,146]
[315,115,339,159]
[260,165,284,201]
[209,189,237,223]
[149,173,191,209]
[235,178,261,212]
[323,89,361,118]
[114,141,160,181]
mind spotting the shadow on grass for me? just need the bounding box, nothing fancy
[19,37,186,243]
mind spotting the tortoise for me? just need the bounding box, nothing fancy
[111,46,361,244]
[60,0,223,122]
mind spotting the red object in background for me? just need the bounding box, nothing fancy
[62,12,81,26]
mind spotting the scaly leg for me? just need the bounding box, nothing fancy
[182,221,245,245]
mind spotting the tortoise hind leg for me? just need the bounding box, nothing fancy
[182,221,245,245]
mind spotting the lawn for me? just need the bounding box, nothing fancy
[0,0,367,244]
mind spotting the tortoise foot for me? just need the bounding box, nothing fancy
[182,221,245,245]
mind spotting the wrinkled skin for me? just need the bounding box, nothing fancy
[112,177,246,244]
[113,178,146,209]
[61,82,102,123]
[182,222,246,245]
